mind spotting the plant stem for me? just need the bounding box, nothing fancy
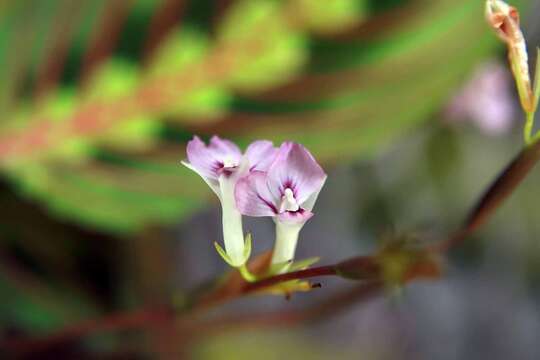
[271,221,302,270]
[524,111,535,145]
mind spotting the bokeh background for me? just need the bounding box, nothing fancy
[1,0,540,358]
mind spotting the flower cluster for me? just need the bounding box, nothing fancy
[182,136,326,274]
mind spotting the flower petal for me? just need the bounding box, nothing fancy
[245,140,278,171]
[181,160,220,197]
[185,136,242,180]
[235,171,278,217]
[267,142,326,204]
[185,136,218,180]
[301,175,327,211]
[209,135,242,160]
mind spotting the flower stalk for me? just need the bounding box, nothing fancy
[272,221,303,270]
[218,173,247,266]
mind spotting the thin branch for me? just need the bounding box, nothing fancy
[183,281,384,337]
[436,138,540,252]
[244,265,337,293]
[0,259,373,354]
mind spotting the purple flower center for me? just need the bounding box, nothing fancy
[215,156,239,177]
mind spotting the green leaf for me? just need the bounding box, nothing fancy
[243,233,252,261]
[214,241,236,267]
[0,0,523,234]
[534,48,540,111]
[218,0,308,91]
[147,28,231,120]
[292,0,367,34]
[147,28,209,76]
[288,257,320,271]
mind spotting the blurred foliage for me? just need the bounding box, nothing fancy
[1,1,539,356]
[0,0,524,234]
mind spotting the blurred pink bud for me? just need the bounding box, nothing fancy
[446,62,516,136]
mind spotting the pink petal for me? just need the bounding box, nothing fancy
[185,136,242,180]
[235,171,278,217]
[209,136,242,159]
[267,142,326,205]
[245,140,278,171]
[186,136,218,180]
[302,175,327,212]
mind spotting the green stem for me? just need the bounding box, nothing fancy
[524,111,535,145]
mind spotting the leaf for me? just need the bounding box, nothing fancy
[534,48,540,111]
[146,28,231,120]
[81,59,163,151]
[0,0,523,233]
[289,257,320,271]
[291,0,367,34]
[8,153,208,233]
[217,0,308,91]
[214,242,236,267]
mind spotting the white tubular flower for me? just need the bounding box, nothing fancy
[182,136,277,267]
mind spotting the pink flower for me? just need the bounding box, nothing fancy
[235,142,327,268]
[182,136,278,267]
[183,136,278,196]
